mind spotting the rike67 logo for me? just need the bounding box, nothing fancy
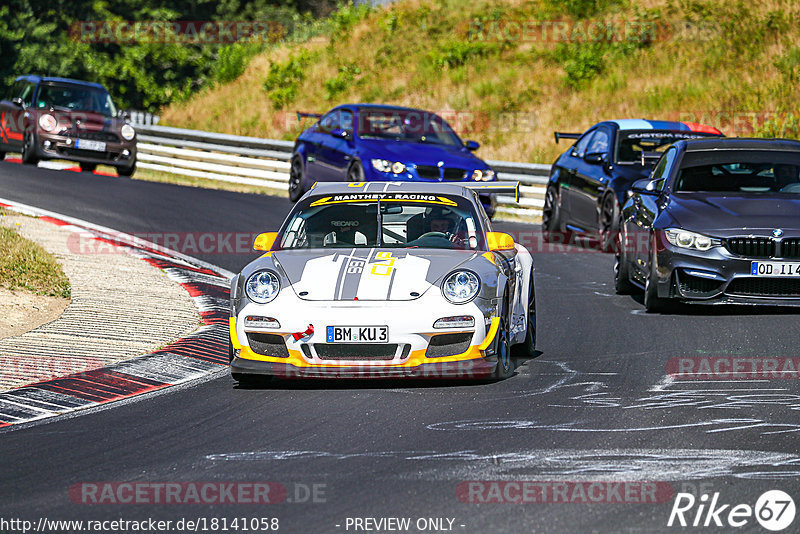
[668,490,795,531]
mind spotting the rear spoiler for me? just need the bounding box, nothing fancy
[554,131,581,144]
[640,151,663,165]
[463,181,520,202]
[296,111,322,122]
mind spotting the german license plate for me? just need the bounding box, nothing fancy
[751,261,800,277]
[75,139,106,152]
[326,325,388,343]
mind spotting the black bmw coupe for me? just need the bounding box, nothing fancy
[616,138,800,311]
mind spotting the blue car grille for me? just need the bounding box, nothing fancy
[414,166,468,181]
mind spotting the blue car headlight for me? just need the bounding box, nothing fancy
[245,270,281,303]
[371,159,406,174]
[442,271,480,304]
[471,169,495,181]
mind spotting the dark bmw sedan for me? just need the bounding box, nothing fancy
[616,138,800,311]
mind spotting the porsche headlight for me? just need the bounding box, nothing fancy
[664,229,720,251]
[471,169,495,181]
[371,159,406,174]
[442,270,480,304]
[38,114,57,132]
[120,123,136,141]
[245,270,281,303]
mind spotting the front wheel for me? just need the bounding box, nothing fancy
[347,160,364,183]
[599,194,619,253]
[512,275,536,359]
[492,313,513,380]
[117,161,135,177]
[644,250,671,313]
[614,224,636,295]
[541,185,562,242]
[288,155,306,202]
[21,132,39,165]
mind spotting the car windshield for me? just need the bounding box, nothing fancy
[616,130,719,164]
[278,193,483,250]
[357,108,462,146]
[34,83,117,117]
[673,151,800,194]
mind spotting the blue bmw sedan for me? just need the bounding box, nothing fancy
[288,104,497,216]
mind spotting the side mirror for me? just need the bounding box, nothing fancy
[253,232,279,251]
[329,128,349,139]
[486,231,515,252]
[11,97,24,109]
[631,178,657,193]
[465,140,480,151]
[583,152,605,164]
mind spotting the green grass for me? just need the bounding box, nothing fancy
[0,215,71,298]
[160,0,800,163]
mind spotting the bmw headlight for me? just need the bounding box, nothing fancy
[442,270,480,304]
[471,169,495,181]
[371,159,406,174]
[38,114,57,132]
[120,123,136,141]
[664,229,720,251]
[245,270,281,303]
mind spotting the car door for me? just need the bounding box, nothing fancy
[560,129,595,227]
[571,126,612,231]
[0,80,33,152]
[322,108,355,179]
[304,111,339,181]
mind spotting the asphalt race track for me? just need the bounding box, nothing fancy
[2,161,800,533]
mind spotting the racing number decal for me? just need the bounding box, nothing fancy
[371,251,395,276]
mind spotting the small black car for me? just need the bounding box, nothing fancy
[543,119,722,249]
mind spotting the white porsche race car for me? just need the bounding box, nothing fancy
[229,181,535,381]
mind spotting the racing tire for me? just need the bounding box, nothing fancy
[347,160,365,183]
[644,249,671,313]
[511,274,536,359]
[81,163,97,173]
[599,194,619,253]
[542,185,562,242]
[117,161,135,177]
[288,155,306,202]
[614,224,636,295]
[21,132,39,165]
[492,309,514,380]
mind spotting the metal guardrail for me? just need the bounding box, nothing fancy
[133,124,550,218]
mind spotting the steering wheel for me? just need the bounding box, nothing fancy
[417,232,449,240]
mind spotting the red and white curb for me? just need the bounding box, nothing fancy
[0,198,234,428]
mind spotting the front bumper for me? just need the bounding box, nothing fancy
[35,131,136,167]
[655,241,800,306]
[230,298,501,379]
